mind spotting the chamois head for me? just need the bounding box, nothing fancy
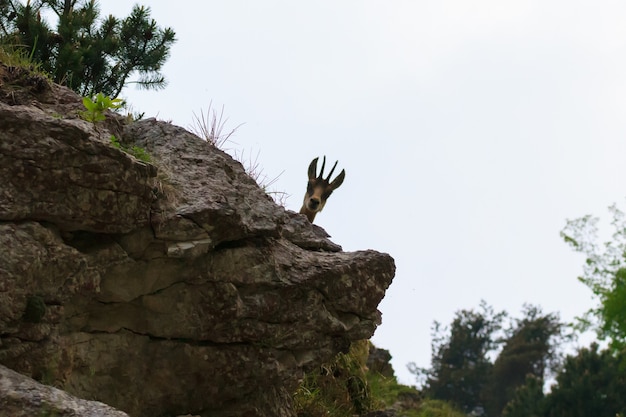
[299,156,345,223]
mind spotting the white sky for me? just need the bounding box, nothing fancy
[96,1,626,384]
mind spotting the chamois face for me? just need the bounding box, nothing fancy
[299,156,345,223]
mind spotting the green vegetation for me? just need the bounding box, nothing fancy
[484,305,564,416]
[367,373,467,417]
[293,341,467,417]
[366,371,417,408]
[412,400,466,417]
[0,43,53,101]
[77,94,151,162]
[503,344,626,417]
[23,295,46,323]
[294,340,375,417]
[410,302,566,417]
[561,203,626,350]
[0,41,44,72]
[411,301,506,414]
[0,0,176,97]
[109,135,150,163]
[80,92,123,123]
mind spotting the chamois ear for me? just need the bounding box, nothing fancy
[307,157,319,180]
[329,169,345,190]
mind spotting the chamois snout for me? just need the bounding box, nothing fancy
[307,197,321,210]
[299,156,345,223]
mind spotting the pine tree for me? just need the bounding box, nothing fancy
[501,375,545,417]
[484,305,564,417]
[412,301,506,414]
[544,344,626,417]
[412,303,565,417]
[0,0,176,97]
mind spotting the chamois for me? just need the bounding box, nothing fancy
[299,156,345,223]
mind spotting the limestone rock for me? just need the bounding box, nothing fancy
[0,64,395,417]
[367,344,396,378]
[0,364,129,417]
[0,102,156,233]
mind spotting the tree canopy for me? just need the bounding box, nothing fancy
[504,344,626,417]
[484,305,563,417]
[561,202,626,350]
[0,0,176,97]
[410,301,505,414]
[412,199,626,416]
[411,302,565,417]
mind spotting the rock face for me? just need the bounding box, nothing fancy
[367,345,396,378]
[0,66,395,417]
[0,364,130,417]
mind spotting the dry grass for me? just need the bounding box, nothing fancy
[233,147,288,206]
[189,101,243,149]
[190,103,288,206]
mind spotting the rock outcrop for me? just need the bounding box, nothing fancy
[367,344,396,378]
[0,65,395,416]
[0,364,130,417]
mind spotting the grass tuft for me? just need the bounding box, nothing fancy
[294,340,377,417]
[189,101,243,148]
[233,147,288,206]
[190,103,288,205]
[0,44,44,72]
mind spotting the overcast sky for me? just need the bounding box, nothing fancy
[96,1,626,384]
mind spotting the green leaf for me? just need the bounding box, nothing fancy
[80,92,123,123]
[82,96,97,112]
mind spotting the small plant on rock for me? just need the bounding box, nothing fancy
[189,101,242,148]
[80,93,124,123]
[294,340,376,416]
[110,135,151,163]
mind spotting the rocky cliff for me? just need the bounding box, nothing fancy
[0,65,395,416]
